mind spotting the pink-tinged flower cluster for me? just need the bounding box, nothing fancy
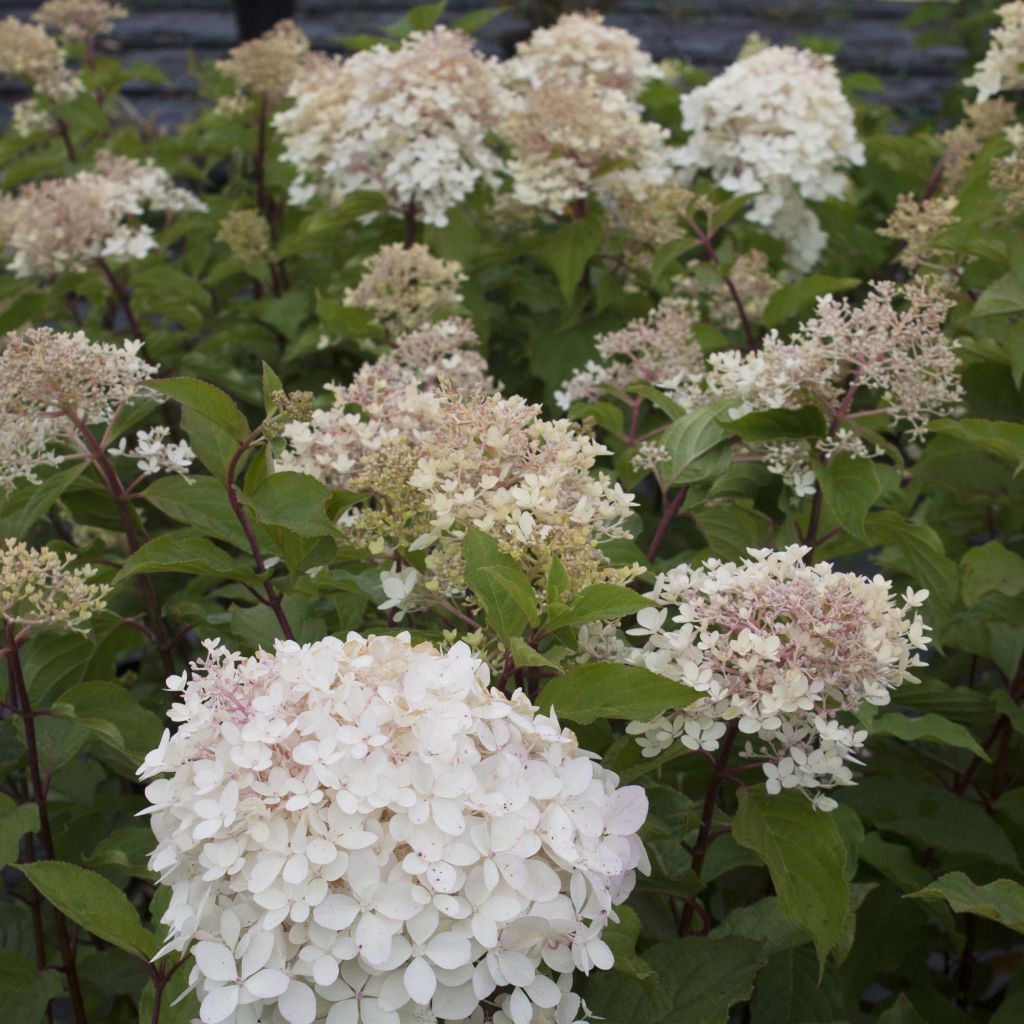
[281,372,638,615]
[0,150,206,278]
[677,45,864,270]
[966,1,1024,100]
[502,11,661,98]
[616,546,929,809]
[673,280,961,495]
[556,300,703,411]
[0,326,160,490]
[274,27,508,227]
[139,632,648,1024]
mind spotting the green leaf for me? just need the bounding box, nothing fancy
[178,404,246,484]
[725,406,828,443]
[0,794,39,866]
[113,532,261,585]
[142,475,253,549]
[0,952,63,1024]
[930,418,1024,470]
[584,936,764,1024]
[969,272,1024,318]
[867,511,958,620]
[541,216,604,305]
[468,565,539,639]
[0,462,88,540]
[961,541,1024,608]
[733,787,850,966]
[545,584,653,630]
[537,663,696,725]
[52,682,164,766]
[817,455,881,542]
[384,0,446,36]
[909,871,1024,934]
[20,861,156,959]
[151,378,250,442]
[262,361,283,413]
[506,636,561,670]
[602,905,657,987]
[710,896,810,955]
[751,947,845,1023]
[453,7,501,33]
[844,777,1020,871]
[241,471,339,538]
[869,712,989,760]
[763,275,860,328]
[462,528,539,639]
[658,401,731,486]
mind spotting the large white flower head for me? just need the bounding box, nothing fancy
[140,632,648,1024]
[502,11,661,98]
[0,150,206,278]
[966,1,1024,101]
[274,28,509,227]
[620,546,930,810]
[677,45,864,270]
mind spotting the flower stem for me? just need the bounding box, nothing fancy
[680,720,740,934]
[95,259,143,340]
[225,438,295,641]
[646,485,688,563]
[5,625,89,1024]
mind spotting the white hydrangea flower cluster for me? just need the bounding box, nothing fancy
[966,1,1024,101]
[32,0,127,43]
[677,45,865,271]
[555,300,704,411]
[0,150,206,278]
[274,28,508,227]
[502,11,661,98]
[671,280,960,495]
[108,426,196,479]
[139,632,648,1024]
[616,546,930,810]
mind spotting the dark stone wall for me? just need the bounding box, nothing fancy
[0,1,968,127]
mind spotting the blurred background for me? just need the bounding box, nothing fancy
[0,1,999,126]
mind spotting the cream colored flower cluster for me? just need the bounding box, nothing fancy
[283,378,638,615]
[966,1,1024,101]
[344,244,466,336]
[139,632,648,1024]
[0,326,159,490]
[502,74,673,217]
[0,14,82,134]
[502,11,661,98]
[878,194,959,274]
[674,281,961,494]
[0,151,206,278]
[938,98,1017,194]
[991,124,1024,212]
[275,27,508,227]
[386,319,495,393]
[556,300,703,411]
[216,19,310,104]
[0,538,108,632]
[615,545,930,810]
[32,0,127,42]
[677,45,864,271]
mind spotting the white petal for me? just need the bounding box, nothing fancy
[404,956,437,1006]
[278,980,317,1024]
[356,912,393,966]
[240,930,273,979]
[245,968,290,999]
[508,987,533,1024]
[326,1000,359,1024]
[193,942,237,983]
[526,974,561,1008]
[313,894,359,931]
[362,1000,400,1024]
[425,933,471,970]
[200,986,240,1024]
